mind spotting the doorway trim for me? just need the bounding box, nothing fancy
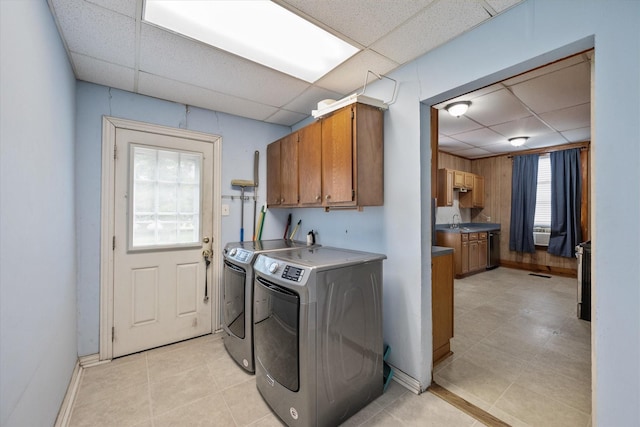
[99,116,222,361]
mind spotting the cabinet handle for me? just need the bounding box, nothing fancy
[316,195,321,201]
[325,194,331,200]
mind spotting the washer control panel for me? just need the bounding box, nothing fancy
[226,248,252,263]
[282,265,305,282]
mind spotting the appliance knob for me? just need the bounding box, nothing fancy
[268,262,279,273]
[229,248,237,256]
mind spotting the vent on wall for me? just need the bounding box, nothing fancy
[533,227,551,246]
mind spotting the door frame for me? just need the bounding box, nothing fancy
[99,116,222,361]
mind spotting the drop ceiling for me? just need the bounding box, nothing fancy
[435,50,592,159]
[48,0,525,127]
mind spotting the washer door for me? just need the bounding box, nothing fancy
[223,261,246,338]
[254,276,300,392]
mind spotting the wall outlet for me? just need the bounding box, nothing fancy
[222,204,230,216]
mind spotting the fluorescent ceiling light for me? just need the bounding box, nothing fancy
[143,0,359,83]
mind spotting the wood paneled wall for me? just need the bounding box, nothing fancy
[436,147,591,275]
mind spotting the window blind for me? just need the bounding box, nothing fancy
[534,153,551,227]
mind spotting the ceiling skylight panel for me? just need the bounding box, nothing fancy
[143,0,359,83]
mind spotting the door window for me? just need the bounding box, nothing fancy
[129,145,202,250]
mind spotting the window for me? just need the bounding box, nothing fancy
[130,145,202,249]
[534,153,551,229]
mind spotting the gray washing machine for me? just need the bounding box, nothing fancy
[252,246,386,427]
[222,239,318,373]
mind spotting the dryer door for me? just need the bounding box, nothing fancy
[223,261,246,338]
[254,276,300,392]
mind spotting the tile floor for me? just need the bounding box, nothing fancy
[68,333,480,427]
[68,267,591,427]
[434,267,592,427]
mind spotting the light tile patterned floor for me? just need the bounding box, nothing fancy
[434,267,592,427]
[68,267,591,426]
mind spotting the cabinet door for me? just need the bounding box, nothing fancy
[453,170,465,188]
[478,238,488,269]
[461,240,469,274]
[298,122,322,206]
[322,107,354,205]
[469,240,479,271]
[266,141,281,206]
[432,252,454,364]
[437,169,453,207]
[280,133,299,207]
[464,173,474,189]
[473,175,485,208]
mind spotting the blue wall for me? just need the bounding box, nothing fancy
[0,1,77,425]
[75,83,291,355]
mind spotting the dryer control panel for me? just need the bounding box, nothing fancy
[282,265,305,282]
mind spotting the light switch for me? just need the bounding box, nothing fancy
[222,204,230,216]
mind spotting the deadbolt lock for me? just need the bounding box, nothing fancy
[202,237,210,243]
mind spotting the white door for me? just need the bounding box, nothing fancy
[112,128,214,357]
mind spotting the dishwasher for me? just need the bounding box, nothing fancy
[487,231,500,269]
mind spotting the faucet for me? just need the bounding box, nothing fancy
[451,214,460,229]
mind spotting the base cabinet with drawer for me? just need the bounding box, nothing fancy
[437,231,488,278]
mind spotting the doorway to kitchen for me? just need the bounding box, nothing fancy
[428,49,593,426]
[99,117,222,360]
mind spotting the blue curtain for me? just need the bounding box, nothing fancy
[509,154,539,253]
[548,148,582,257]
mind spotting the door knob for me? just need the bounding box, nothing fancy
[202,237,210,243]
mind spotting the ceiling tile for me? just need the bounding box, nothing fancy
[453,147,493,159]
[137,73,280,123]
[434,83,503,109]
[463,89,531,126]
[438,139,475,151]
[509,62,591,114]
[278,0,436,46]
[281,86,344,116]
[539,103,590,132]
[371,0,490,65]
[485,0,525,13]
[452,127,506,147]
[561,127,591,143]
[50,0,135,67]
[314,50,399,96]
[503,53,587,86]
[138,24,310,108]
[264,109,309,127]
[86,0,137,18]
[71,53,134,92]
[524,133,568,149]
[438,113,483,136]
[490,115,555,139]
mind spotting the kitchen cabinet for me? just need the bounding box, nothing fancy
[266,102,383,209]
[432,250,454,365]
[436,230,489,278]
[460,174,485,208]
[321,103,383,208]
[437,168,484,207]
[437,168,454,207]
[266,133,298,207]
[297,121,322,206]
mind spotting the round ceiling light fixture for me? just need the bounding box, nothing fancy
[445,101,471,117]
[509,136,529,147]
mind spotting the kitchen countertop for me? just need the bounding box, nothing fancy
[435,222,501,233]
[432,246,454,257]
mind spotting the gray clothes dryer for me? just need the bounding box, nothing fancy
[222,239,318,373]
[252,246,386,427]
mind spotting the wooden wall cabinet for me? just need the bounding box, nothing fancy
[266,133,299,207]
[436,231,488,278]
[267,102,383,209]
[298,121,322,206]
[460,175,485,208]
[432,251,454,365]
[437,168,484,208]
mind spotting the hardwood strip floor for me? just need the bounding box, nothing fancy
[428,382,511,427]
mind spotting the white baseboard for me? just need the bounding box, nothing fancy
[79,353,108,368]
[387,363,424,395]
[54,359,83,427]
